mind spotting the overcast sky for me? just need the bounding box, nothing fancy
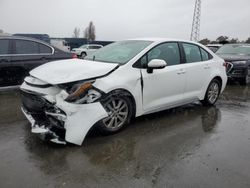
[0,0,250,41]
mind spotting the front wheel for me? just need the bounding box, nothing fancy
[97,93,133,134]
[201,79,221,106]
[80,52,87,59]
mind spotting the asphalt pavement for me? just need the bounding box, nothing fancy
[0,84,250,188]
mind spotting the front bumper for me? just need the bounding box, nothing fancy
[21,86,108,145]
[71,50,82,56]
[21,107,67,144]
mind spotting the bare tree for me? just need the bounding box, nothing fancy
[199,38,211,45]
[0,29,3,33]
[84,21,96,41]
[73,27,80,38]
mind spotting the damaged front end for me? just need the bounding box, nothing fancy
[20,76,108,145]
[21,90,67,144]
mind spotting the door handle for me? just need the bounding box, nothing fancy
[204,64,210,69]
[177,69,186,75]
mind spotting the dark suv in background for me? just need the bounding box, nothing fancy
[216,44,250,85]
[0,36,76,87]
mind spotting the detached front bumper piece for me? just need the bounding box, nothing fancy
[21,107,67,144]
[21,89,108,145]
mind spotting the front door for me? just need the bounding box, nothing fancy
[140,42,186,112]
[10,39,50,85]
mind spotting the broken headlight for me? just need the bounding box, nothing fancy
[64,81,102,104]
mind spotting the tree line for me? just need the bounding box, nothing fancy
[199,36,250,45]
[72,21,96,41]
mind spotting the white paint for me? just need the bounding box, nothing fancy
[71,44,103,56]
[21,38,227,145]
[54,92,108,145]
[30,59,118,84]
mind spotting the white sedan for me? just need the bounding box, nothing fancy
[20,38,227,145]
[71,44,103,58]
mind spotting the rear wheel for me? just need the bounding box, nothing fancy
[98,93,133,134]
[201,79,221,106]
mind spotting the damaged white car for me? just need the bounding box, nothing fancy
[20,38,227,145]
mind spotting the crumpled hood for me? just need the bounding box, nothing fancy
[30,59,118,85]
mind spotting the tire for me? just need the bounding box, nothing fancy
[239,77,247,85]
[97,92,134,134]
[239,68,250,85]
[80,52,87,59]
[201,79,221,106]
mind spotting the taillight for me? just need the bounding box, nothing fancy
[72,54,78,59]
[223,61,232,72]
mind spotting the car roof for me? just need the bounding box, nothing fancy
[0,35,51,46]
[206,44,223,47]
[126,37,202,44]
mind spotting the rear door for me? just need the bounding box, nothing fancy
[11,39,53,85]
[0,39,12,87]
[181,43,212,100]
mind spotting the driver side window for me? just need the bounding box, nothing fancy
[137,42,181,68]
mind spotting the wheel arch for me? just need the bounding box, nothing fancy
[213,76,223,89]
[102,88,137,118]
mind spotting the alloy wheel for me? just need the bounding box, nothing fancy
[102,98,129,130]
[207,82,219,104]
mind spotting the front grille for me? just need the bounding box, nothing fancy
[21,91,51,113]
[232,70,244,75]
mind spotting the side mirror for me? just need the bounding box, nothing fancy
[147,59,167,73]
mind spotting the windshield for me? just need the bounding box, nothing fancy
[216,44,250,55]
[85,40,153,64]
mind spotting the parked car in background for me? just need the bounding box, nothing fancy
[206,44,223,53]
[71,44,103,58]
[13,33,50,43]
[20,38,227,145]
[0,36,77,88]
[50,39,70,52]
[216,43,250,85]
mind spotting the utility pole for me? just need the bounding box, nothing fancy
[190,0,201,42]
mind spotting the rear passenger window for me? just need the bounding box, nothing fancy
[183,43,202,63]
[15,40,39,54]
[0,39,10,55]
[147,43,181,66]
[39,44,52,54]
[200,48,209,61]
